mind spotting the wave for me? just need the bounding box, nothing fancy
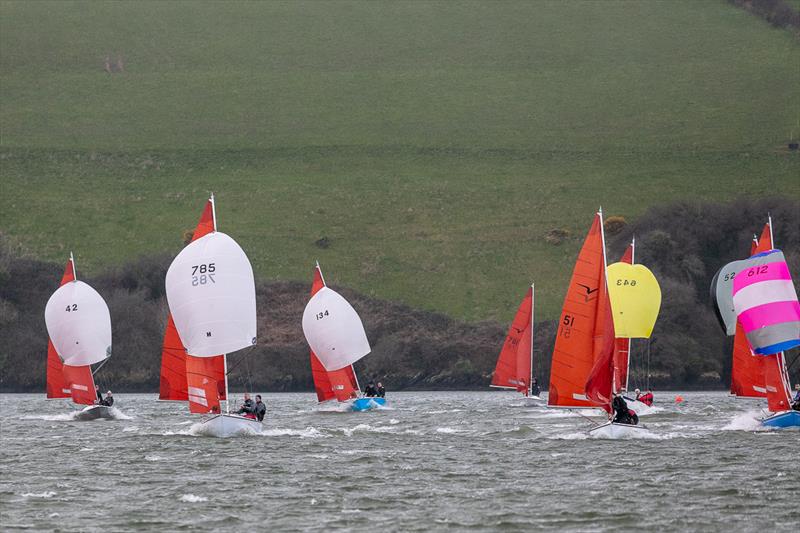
[179,494,207,503]
[21,491,56,499]
[721,410,767,432]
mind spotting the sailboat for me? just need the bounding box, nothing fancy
[612,239,660,416]
[158,197,226,405]
[44,253,113,420]
[491,284,541,403]
[302,263,382,412]
[164,194,259,437]
[719,217,800,429]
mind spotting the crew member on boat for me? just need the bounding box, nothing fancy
[531,378,541,397]
[254,394,266,422]
[635,388,654,406]
[376,382,386,398]
[364,381,378,397]
[612,393,638,425]
[792,384,800,411]
[237,393,256,419]
[100,391,114,407]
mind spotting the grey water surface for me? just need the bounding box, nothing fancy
[0,391,797,532]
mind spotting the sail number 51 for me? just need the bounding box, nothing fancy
[191,263,216,286]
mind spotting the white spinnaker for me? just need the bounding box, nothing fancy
[302,286,371,371]
[165,232,257,357]
[44,281,112,366]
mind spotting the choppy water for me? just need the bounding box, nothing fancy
[0,391,797,531]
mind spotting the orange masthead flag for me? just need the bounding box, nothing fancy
[548,212,610,408]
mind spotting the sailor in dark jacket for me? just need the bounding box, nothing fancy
[237,393,256,418]
[100,391,114,407]
[254,395,266,422]
[612,393,636,425]
[376,382,386,398]
[364,381,378,397]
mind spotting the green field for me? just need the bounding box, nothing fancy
[2,0,798,321]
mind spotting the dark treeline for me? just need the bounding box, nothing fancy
[1,198,798,393]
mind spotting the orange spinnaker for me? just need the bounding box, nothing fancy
[548,213,608,408]
[158,198,226,401]
[309,265,359,402]
[492,286,533,395]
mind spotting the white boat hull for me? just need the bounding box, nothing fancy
[624,399,658,416]
[74,405,113,421]
[196,414,261,437]
[588,421,648,439]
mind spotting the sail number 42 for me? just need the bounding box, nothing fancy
[191,263,216,286]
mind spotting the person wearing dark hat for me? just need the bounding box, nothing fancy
[364,381,378,397]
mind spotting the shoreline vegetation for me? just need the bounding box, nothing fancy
[2,198,798,394]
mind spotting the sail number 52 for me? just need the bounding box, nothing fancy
[191,263,216,286]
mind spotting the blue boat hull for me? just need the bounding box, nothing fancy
[351,397,386,411]
[760,410,800,429]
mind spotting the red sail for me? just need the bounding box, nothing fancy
[62,364,97,405]
[548,213,607,408]
[186,355,225,414]
[584,265,616,413]
[159,197,226,401]
[730,322,766,397]
[309,264,359,402]
[46,257,76,399]
[730,223,773,398]
[763,353,792,412]
[491,287,533,394]
[612,243,633,391]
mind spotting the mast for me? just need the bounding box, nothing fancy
[625,237,635,391]
[210,193,217,231]
[768,213,774,246]
[224,353,230,414]
[69,251,77,280]
[529,282,535,396]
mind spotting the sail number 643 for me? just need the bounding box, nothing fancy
[191,263,216,286]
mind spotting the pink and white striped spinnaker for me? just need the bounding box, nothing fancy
[732,249,800,355]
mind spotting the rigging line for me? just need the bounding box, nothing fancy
[786,351,800,372]
[570,409,603,427]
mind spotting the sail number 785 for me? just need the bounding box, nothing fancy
[191,263,216,286]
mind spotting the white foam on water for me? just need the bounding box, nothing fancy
[309,454,329,459]
[79,447,94,452]
[435,427,466,434]
[340,423,397,436]
[122,426,139,432]
[145,455,163,462]
[259,427,326,439]
[107,407,132,420]
[21,491,56,499]
[389,418,400,424]
[179,494,207,503]
[21,413,76,421]
[550,431,589,440]
[341,509,362,514]
[721,411,765,432]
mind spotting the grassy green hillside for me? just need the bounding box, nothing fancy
[2,0,798,321]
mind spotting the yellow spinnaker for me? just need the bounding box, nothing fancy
[607,262,661,338]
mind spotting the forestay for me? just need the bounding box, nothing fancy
[165,232,257,357]
[302,286,371,371]
[44,281,112,367]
